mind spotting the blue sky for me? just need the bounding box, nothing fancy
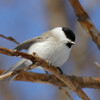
[0,0,100,100]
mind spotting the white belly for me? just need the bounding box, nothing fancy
[28,41,70,67]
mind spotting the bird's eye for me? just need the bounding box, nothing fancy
[66,43,72,48]
[66,35,70,39]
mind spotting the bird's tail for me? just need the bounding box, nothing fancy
[1,59,32,83]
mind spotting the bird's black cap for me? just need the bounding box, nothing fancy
[62,27,75,42]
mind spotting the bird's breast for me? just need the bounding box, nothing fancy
[28,41,70,67]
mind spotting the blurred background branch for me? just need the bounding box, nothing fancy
[69,0,100,49]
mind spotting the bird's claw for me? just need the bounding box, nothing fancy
[57,67,63,75]
[45,60,52,67]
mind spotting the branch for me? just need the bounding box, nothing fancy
[15,73,100,89]
[0,64,37,80]
[69,0,100,49]
[0,70,100,89]
[0,47,90,100]
[0,34,19,45]
[0,72,13,80]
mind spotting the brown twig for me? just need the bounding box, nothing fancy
[0,47,89,100]
[69,0,100,49]
[0,70,100,89]
[15,73,100,89]
[0,72,13,80]
[0,64,37,80]
[0,34,19,45]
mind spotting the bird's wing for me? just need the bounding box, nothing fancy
[14,36,44,51]
[14,37,43,51]
[14,30,53,51]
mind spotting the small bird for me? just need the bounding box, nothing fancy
[1,27,75,82]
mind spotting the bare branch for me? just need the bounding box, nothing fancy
[15,73,100,89]
[0,70,100,89]
[0,34,19,45]
[0,64,37,80]
[0,72,13,80]
[0,47,90,100]
[69,0,100,49]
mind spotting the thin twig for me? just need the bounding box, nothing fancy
[0,64,37,80]
[0,47,90,100]
[95,62,100,69]
[0,72,13,80]
[0,34,19,45]
[69,0,100,49]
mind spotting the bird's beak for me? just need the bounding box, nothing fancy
[71,41,75,45]
[68,40,75,45]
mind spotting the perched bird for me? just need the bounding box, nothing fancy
[1,27,75,82]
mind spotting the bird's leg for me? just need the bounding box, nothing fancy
[44,61,52,75]
[57,67,63,75]
[44,70,49,75]
[43,68,49,75]
[45,60,63,74]
[48,62,52,67]
[45,60,52,68]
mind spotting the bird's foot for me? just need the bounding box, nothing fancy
[45,70,49,75]
[57,67,63,75]
[45,60,52,67]
[48,62,52,67]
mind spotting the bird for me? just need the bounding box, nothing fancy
[1,27,75,82]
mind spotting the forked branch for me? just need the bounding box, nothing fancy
[0,47,90,100]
